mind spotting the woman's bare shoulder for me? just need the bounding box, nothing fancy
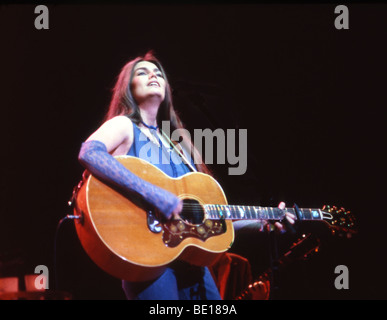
[107,115,133,128]
[86,115,134,154]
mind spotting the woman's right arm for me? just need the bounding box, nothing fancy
[78,116,181,220]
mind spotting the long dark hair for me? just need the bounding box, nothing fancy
[105,51,211,175]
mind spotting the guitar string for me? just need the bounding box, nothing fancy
[180,203,288,212]
[180,203,287,212]
[180,203,297,215]
[176,203,288,219]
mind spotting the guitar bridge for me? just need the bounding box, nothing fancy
[162,219,226,247]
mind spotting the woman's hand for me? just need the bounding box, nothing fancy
[267,201,296,233]
[171,199,183,220]
[171,199,296,234]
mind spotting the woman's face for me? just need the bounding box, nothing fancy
[131,61,166,105]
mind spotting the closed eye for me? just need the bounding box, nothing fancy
[135,67,164,78]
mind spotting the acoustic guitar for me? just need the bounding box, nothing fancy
[72,156,356,282]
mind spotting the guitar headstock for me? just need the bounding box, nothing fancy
[320,205,357,237]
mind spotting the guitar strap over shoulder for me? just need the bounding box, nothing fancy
[159,129,198,173]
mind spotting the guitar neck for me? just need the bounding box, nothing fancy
[204,204,326,222]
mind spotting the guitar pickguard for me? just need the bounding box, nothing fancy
[162,219,226,248]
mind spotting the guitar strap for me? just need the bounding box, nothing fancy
[137,120,197,173]
[159,129,198,173]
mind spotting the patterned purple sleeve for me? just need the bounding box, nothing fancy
[78,140,179,219]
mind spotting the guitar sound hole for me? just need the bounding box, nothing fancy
[179,199,205,225]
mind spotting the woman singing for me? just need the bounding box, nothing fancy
[78,51,295,300]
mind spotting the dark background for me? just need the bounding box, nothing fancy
[0,3,386,300]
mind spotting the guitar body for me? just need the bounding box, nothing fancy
[74,156,234,282]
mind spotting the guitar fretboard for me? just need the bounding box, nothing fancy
[204,204,323,221]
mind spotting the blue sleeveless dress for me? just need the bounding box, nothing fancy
[127,123,194,178]
[122,123,221,300]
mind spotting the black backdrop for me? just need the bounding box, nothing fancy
[1,3,386,300]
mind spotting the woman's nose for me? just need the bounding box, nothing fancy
[149,71,157,79]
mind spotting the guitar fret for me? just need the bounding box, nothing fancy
[253,206,260,219]
[267,208,276,220]
[245,206,250,219]
[250,206,257,219]
[288,207,300,220]
[251,207,258,219]
[238,206,245,219]
[251,206,256,219]
[253,206,263,220]
[228,205,233,219]
[238,206,244,219]
[252,206,257,219]
[243,206,251,219]
[246,206,251,219]
[261,208,268,220]
[205,205,212,219]
[275,207,282,220]
[225,206,231,218]
[274,208,280,219]
[278,208,284,219]
[232,205,237,219]
[218,205,224,218]
[302,209,312,220]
